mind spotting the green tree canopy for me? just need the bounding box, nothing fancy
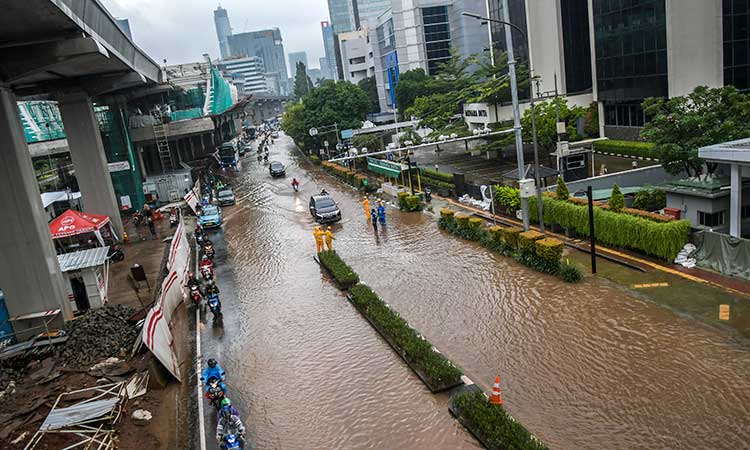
[519,98,588,151]
[641,85,750,177]
[293,62,314,100]
[358,76,381,114]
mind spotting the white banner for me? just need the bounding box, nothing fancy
[142,219,190,381]
[184,180,201,215]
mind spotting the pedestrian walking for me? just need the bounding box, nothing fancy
[313,226,324,253]
[147,216,157,240]
[371,208,378,232]
[324,226,335,251]
[362,197,371,221]
[377,201,386,225]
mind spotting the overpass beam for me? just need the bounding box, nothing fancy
[0,87,72,333]
[58,92,124,237]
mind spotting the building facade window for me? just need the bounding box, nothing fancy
[421,6,452,75]
[699,210,726,227]
[724,0,750,90]
[593,0,668,103]
[561,0,593,94]
[604,102,645,127]
[487,0,528,64]
[742,204,750,219]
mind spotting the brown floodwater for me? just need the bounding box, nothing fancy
[200,135,750,450]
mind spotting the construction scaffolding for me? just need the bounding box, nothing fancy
[24,382,126,450]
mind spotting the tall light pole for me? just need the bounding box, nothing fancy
[462,9,545,232]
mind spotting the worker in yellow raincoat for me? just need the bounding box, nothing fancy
[313,226,324,253]
[362,197,371,220]
[324,226,335,251]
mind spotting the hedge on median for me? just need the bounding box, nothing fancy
[349,284,463,392]
[321,160,369,190]
[318,250,360,289]
[592,139,656,159]
[452,390,549,450]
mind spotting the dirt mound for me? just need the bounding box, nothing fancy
[60,305,139,368]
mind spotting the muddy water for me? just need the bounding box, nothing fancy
[202,135,750,450]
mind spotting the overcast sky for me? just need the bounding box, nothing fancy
[102,0,330,72]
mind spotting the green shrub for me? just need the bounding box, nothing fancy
[398,192,409,210]
[593,139,656,158]
[518,230,544,255]
[404,195,422,212]
[438,209,457,232]
[350,284,463,390]
[422,168,454,183]
[528,195,690,260]
[609,184,624,212]
[502,227,523,250]
[560,261,583,283]
[318,251,360,289]
[556,176,570,201]
[535,238,564,262]
[453,390,549,450]
[423,179,456,191]
[633,187,667,212]
[495,186,521,213]
[310,155,322,165]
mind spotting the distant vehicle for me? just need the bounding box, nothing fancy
[216,143,238,169]
[269,161,286,177]
[217,188,236,206]
[245,126,257,140]
[271,131,279,138]
[239,144,249,156]
[199,205,223,228]
[309,194,341,223]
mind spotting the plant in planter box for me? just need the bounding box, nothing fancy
[404,195,422,212]
[518,230,544,255]
[398,192,409,210]
[534,238,564,274]
[439,208,457,232]
[501,227,523,250]
[317,251,360,289]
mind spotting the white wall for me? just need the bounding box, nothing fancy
[666,0,723,97]
[525,0,566,94]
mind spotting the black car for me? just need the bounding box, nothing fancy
[269,161,286,177]
[309,195,341,223]
[217,188,236,206]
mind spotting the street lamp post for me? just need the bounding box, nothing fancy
[575,186,597,274]
[462,9,545,232]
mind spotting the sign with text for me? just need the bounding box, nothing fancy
[108,161,130,172]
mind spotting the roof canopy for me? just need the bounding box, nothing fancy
[58,247,110,272]
[49,210,110,239]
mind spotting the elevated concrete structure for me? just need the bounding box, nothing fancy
[0,0,161,334]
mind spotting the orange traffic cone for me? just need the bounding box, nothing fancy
[123,231,129,244]
[489,376,503,405]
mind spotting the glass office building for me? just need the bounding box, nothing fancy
[422,6,452,75]
[488,0,529,64]
[561,0,592,94]
[724,0,750,90]
[593,0,667,127]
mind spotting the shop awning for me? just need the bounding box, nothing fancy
[57,247,110,272]
[367,157,408,178]
[49,209,111,239]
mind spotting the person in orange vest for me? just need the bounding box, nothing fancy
[313,226,324,253]
[324,226,335,251]
[362,197,371,220]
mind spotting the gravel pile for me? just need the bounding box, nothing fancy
[60,305,139,368]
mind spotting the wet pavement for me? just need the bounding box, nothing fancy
[199,134,750,450]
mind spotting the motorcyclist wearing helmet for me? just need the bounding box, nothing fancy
[201,358,226,393]
[200,255,214,270]
[216,405,245,447]
[217,398,240,420]
[205,280,220,296]
[186,272,201,290]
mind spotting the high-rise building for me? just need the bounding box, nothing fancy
[319,57,331,79]
[327,0,356,34]
[339,28,375,84]
[357,0,391,26]
[228,28,290,95]
[217,56,269,96]
[288,51,309,74]
[371,0,488,112]
[321,21,339,80]
[214,6,232,60]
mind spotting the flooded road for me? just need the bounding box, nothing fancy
[201,134,750,450]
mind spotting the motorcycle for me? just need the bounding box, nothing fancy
[189,285,203,309]
[205,376,226,411]
[132,210,144,226]
[107,244,125,262]
[222,434,243,450]
[201,266,214,282]
[169,213,178,227]
[263,154,268,162]
[257,155,262,162]
[203,243,216,259]
[424,187,432,203]
[207,293,222,319]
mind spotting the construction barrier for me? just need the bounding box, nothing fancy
[184,180,201,215]
[142,218,190,381]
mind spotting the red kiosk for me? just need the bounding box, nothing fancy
[49,209,117,253]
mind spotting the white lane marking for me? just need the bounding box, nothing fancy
[195,241,207,450]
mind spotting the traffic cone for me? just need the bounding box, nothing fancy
[489,376,503,405]
[123,231,129,244]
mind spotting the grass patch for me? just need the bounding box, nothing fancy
[318,251,360,289]
[452,390,549,450]
[349,284,463,392]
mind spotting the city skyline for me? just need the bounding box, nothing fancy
[101,0,329,66]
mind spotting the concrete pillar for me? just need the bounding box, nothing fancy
[136,145,147,178]
[0,88,72,331]
[730,164,742,238]
[58,92,124,237]
[188,136,196,160]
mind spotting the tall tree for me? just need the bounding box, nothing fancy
[293,61,314,100]
[641,85,750,177]
[358,76,381,114]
